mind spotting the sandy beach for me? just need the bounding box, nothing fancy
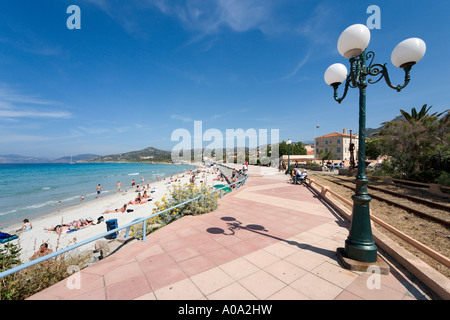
[4,164,223,263]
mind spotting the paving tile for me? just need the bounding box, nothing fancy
[190,267,235,296]
[145,263,188,292]
[68,287,107,300]
[311,261,359,289]
[291,231,326,245]
[290,273,343,300]
[243,249,281,269]
[207,282,258,300]
[308,225,341,238]
[26,292,62,300]
[314,238,343,252]
[105,274,151,300]
[103,261,145,287]
[263,242,298,259]
[176,226,202,238]
[267,286,311,300]
[203,247,240,265]
[153,278,205,300]
[82,256,130,276]
[238,270,286,300]
[134,244,166,261]
[194,238,224,254]
[264,260,307,284]
[344,273,409,300]
[178,255,216,277]
[284,251,327,271]
[134,292,157,300]
[334,290,364,300]
[219,257,260,280]
[168,246,201,263]
[159,237,188,252]
[226,240,260,256]
[138,252,176,273]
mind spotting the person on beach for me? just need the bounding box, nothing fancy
[44,224,71,234]
[17,219,32,232]
[131,179,135,187]
[83,218,94,227]
[128,193,142,205]
[67,219,83,229]
[96,184,101,198]
[30,243,53,260]
[81,195,85,203]
[116,181,121,193]
[103,204,128,214]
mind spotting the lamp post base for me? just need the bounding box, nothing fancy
[337,248,390,275]
[344,238,378,263]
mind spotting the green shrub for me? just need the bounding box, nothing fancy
[1,238,89,300]
[306,162,320,167]
[370,159,395,177]
[437,171,450,187]
[154,182,219,225]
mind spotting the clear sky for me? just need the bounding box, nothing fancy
[0,0,448,157]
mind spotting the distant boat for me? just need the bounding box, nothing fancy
[69,155,75,164]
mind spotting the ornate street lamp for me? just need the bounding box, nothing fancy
[285,139,292,175]
[325,24,426,264]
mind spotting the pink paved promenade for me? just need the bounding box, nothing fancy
[28,168,431,300]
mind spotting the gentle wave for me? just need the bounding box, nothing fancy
[0,209,18,217]
[0,163,197,226]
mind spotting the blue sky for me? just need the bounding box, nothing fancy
[0,0,448,157]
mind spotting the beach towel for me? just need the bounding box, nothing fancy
[0,232,18,244]
[0,232,12,240]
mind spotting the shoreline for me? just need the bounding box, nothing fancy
[0,162,200,230]
[3,164,216,263]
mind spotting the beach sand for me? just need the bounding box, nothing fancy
[5,165,221,263]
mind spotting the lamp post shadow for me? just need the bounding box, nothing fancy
[207,216,337,261]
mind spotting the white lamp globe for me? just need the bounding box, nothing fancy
[287,139,292,145]
[337,24,371,59]
[391,38,426,68]
[324,63,348,86]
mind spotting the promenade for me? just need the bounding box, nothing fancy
[28,165,432,300]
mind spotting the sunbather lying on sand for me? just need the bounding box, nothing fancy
[44,225,72,234]
[103,204,128,214]
[44,217,94,233]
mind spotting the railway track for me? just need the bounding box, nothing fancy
[316,175,450,228]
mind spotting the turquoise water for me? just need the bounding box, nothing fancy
[0,163,196,228]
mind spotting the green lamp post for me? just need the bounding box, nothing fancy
[324,24,426,263]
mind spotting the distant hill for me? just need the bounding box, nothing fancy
[0,154,101,164]
[0,154,49,164]
[81,147,172,163]
[51,154,101,163]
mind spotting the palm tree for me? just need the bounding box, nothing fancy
[398,104,446,122]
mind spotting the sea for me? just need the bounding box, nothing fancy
[0,163,196,229]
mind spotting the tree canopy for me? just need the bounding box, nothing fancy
[278,140,307,157]
[373,105,449,184]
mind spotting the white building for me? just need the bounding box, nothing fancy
[315,129,358,163]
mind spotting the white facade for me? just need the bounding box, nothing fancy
[315,130,359,162]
